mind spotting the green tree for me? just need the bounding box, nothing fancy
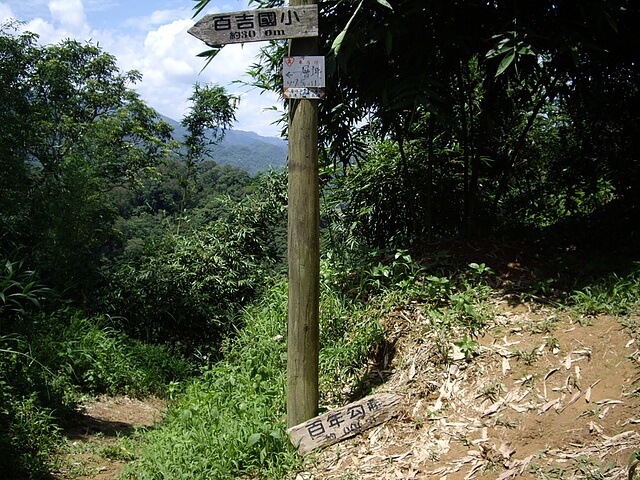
[175,84,237,219]
[103,169,288,354]
[320,0,639,238]
[202,1,640,244]
[0,25,39,254]
[0,25,172,295]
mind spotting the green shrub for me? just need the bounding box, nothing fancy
[124,278,386,479]
[568,264,640,317]
[101,169,288,356]
[0,338,63,480]
[0,259,51,330]
[0,308,193,478]
[28,310,193,398]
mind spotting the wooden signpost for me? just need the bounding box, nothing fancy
[188,5,318,46]
[288,393,402,454]
[190,0,398,450]
[190,0,321,431]
[286,0,320,431]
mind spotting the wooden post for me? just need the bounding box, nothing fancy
[287,0,320,429]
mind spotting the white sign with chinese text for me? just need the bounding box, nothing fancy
[287,393,402,454]
[188,5,318,46]
[283,56,326,99]
[283,56,325,88]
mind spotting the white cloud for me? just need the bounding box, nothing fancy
[123,8,188,31]
[161,57,194,77]
[14,0,90,44]
[0,0,284,137]
[49,0,87,33]
[116,18,284,135]
[233,88,285,136]
[0,3,15,21]
[24,17,60,42]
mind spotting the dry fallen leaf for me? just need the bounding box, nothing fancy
[558,391,582,412]
[538,397,560,414]
[589,421,604,434]
[502,357,511,375]
[408,359,416,380]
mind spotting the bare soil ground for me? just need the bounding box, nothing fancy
[57,396,165,479]
[295,301,640,480]
[57,300,640,480]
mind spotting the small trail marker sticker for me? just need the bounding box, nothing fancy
[283,56,325,99]
[283,87,326,100]
[287,393,402,454]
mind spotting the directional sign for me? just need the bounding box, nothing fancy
[188,5,318,46]
[287,393,402,454]
[283,56,325,87]
[282,56,325,99]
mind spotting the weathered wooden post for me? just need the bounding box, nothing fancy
[190,6,400,452]
[286,0,320,428]
[188,2,322,430]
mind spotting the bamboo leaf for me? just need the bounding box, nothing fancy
[385,30,393,54]
[495,51,515,77]
[629,450,639,480]
[192,0,211,19]
[331,30,348,54]
[331,0,363,55]
[375,0,393,9]
[247,432,261,447]
[196,48,222,73]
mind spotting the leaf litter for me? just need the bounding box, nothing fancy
[295,301,640,479]
[54,299,640,480]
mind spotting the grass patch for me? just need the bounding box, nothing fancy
[567,263,640,317]
[0,390,63,479]
[1,306,192,478]
[123,278,386,479]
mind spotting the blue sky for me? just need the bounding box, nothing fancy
[0,0,284,137]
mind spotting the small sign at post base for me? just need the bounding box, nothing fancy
[287,393,402,454]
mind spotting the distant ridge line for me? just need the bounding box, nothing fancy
[159,114,287,176]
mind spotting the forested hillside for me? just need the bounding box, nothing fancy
[161,114,287,175]
[1,0,640,478]
[0,22,288,477]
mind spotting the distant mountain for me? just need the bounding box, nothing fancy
[159,115,287,176]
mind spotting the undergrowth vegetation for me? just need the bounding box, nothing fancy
[3,235,639,479]
[116,248,640,479]
[117,252,527,479]
[0,261,193,478]
[121,272,388,479]
[567,264,640,317]
[2,11,640,478]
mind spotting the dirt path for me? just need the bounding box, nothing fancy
[56,301,639,479]
[295,301,640,479]
[57,396,165,479]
